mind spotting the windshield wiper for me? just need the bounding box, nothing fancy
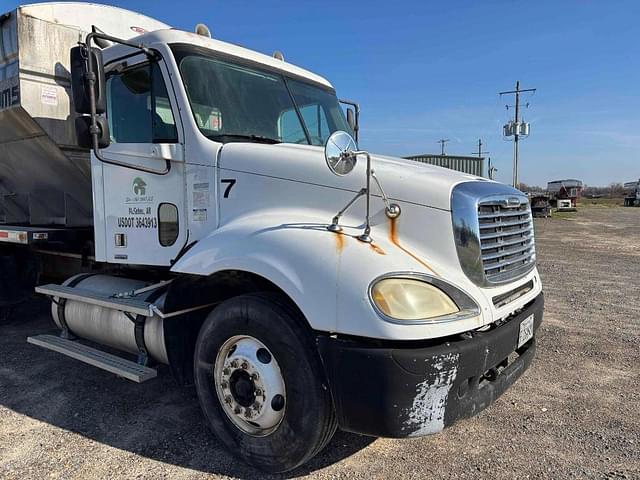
[208,133,281,145]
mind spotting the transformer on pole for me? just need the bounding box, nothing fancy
[499,81,536,189]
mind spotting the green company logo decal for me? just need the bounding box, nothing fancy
[133,177,147,196]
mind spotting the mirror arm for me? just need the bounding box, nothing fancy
[354,151,372,243]
[84,32,170,175]
[371,170,401,219]
[326,150,372,242]
[327,186,366,232]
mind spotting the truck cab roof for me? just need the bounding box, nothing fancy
[103,29,335,91]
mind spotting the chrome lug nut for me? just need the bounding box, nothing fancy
[230,360,239,368]
[241,362,248,370]
[224,395,233,405]
[234,406,242,415]
[251,373,259,380]
[255,388,263,397]
[220,381,228,389]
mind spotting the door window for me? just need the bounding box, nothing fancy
[106,62,178,143]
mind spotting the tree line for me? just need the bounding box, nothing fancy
[518,182,632,198]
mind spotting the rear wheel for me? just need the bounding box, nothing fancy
[194,292,337,473]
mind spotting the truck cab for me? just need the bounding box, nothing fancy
[1,3,544,473]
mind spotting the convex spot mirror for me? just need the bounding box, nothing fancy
[70,45,106,114]
[75,116,110,149]
[324,131,357,176]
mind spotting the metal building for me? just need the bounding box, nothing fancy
[404,154,485,177]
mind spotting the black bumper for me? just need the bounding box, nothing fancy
[317,292,544,438]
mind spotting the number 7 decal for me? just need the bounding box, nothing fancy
[221,179,236,198]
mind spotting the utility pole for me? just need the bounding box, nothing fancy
[471,138,490,177]
[499,81,536,189]
[473,138,489,158]
[437,138,450,156]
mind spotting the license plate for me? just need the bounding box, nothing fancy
[518,314,535,348]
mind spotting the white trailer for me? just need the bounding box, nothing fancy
[1,3,544,472]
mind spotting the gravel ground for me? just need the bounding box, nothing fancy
[0,206,638,479]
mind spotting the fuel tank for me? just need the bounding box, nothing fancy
[51,274,169,364]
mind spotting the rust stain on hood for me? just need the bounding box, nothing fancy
[389,217,438,275]
[369,242,386,255]
[334,231,346,253]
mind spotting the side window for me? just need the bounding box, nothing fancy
[298,104,329,144]
[158,203,179,247]
[277,107,308,144]
[106,62,178,143]
[277,104,329,145]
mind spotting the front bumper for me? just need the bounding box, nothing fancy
[317,292,544,438]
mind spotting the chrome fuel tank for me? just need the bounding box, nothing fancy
[51,274,169,364]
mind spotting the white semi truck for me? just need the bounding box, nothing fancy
[624,180,639,207]
[0,3,544,472]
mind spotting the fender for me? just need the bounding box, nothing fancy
[170,210,346,333]
[168,205,497,340]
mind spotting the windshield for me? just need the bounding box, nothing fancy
[171,45,351,146]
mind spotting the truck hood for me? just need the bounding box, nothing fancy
[218,143,488,211]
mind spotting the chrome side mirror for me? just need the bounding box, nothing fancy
[324,131,358,176]
[324,131,400,243]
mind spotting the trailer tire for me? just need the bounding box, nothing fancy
[194,292,337,473]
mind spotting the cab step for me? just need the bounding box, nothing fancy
[27,334,157,383]
[35,284,154,316]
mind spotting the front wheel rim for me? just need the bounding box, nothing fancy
[214,335,286,436]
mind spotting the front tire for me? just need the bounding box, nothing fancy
[194,292,337,473]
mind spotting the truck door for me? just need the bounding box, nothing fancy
[95,54,186,266]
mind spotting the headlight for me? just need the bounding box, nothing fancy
[369,275,480,323]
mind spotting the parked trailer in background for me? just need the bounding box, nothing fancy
[1,3,544,473]
[623,180,639,207]
[547,179,583,209]
[0,3,169,310]
[529,194,551,218]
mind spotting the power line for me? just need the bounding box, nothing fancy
[499,80,536,189]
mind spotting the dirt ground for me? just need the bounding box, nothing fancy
[1,206,638,479]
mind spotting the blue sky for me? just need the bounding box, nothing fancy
[18,0,640,186]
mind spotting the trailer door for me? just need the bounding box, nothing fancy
[95,55,186,266]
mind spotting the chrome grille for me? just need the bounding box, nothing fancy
[478,200,536,283]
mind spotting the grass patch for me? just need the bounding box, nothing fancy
[550,211,578,220]
[578,197,624,208]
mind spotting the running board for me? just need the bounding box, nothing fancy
[27,334,157,383]
[35,284,154,316]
